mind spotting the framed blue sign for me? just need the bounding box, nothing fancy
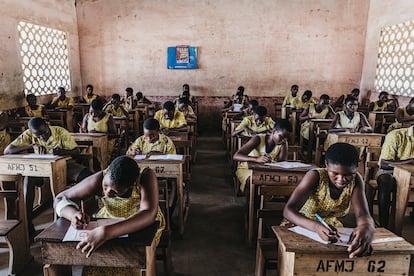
[167,46,197,69]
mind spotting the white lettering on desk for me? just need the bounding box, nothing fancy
[7,163,38,172]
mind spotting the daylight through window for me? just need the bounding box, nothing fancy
[17,21,71,96]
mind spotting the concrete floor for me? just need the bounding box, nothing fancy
[1,133,414,275]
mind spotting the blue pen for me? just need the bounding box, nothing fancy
[315,213,335,233]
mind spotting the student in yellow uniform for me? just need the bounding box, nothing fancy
[81,99,117,167]
[103,93,129,118]
[282,143,374,258]
[299,94,334,141]
[177,97,197,120]
[54,156,165,275]
[80,84,99,104]
[49,86,75,109]
[282,84,300,107]
[0,112,10,154]
[123,87,135,110]
[368,91,395,112]
[135,91,152,105]
[224,86,249,110]
[21,93,45,117]
[291,90,316,109]
[332,88,360,112]
[4,117,92,237]
[324,96,372,151]
[231,106,274,137]
[127,118,176,156]
[175,84,195,107]
[386,97,414,133]
[233,99,259,120]
[154,101,187,133]
[374,126,414,227]
[233,119,292,193]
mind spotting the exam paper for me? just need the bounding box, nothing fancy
[265,161,312,169]
[63,218,126,242]
[148,154,183,160]
[21,154,57,159]
[289,226,353,247]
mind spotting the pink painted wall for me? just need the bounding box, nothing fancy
[360,0,414,105]
[76,0,369,99]
[0,0,81,110]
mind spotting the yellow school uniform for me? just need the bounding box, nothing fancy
[83,94,98,104]
[235,134,282,192]
[104,104,128,118]
[82,169,165,276]
[324,111,361,151]
[281,168,355,227]
[291,98,316,109]
[177,105,196,117]
[154,110,187,129]
[372,101,388,112]
[387,106,410,133]
[378,126,414,166]
[282,94,299,107]
[24,104,44,117]
[0,129,11,154]
[11,125,77,152]
[126,134,176,155]
[87,113,115,163]
[235,115,274,134]
[300,104,330,140]
[51,96,75,108]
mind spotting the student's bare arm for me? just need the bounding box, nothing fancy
[80,114,88,133]
[299,106,310,123]
[380,158,414,170]
[359,113,373,133]
[4,144,33,154]
[233,136,265,163]
[348,173,375,258]
[276,141,288,161]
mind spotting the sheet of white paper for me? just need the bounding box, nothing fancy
[21,154,57,159]
[134,154,146,160]
[148,154,183,160]
[265,161,312,169]
[63,218,127,242]
[288,226,353,247]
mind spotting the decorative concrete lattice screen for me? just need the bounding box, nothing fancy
[375,20,414,96]
[17,21,71,96]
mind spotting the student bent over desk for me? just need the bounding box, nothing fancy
[54,156,165,275]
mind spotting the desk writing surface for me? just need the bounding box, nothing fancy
[0,154,64,176]
[273,227,414,275]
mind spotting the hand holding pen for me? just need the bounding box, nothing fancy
[315,213,340,243]
[256,154,271,163]
[72,200,89,229]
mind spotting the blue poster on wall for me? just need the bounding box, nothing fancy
[167,46,197,69]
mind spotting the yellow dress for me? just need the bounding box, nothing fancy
[324,111,361,151]
[282,94,299,107]
[51,96,75,108]
[83,171,165,276]
[83,94,98,104]
[281,168,355,227]
[372,101,388,112]
[235,115,274,134]
[24,104,44,117]
[291,98,316,109]
[387,106,410,133]
[235,134,282,192]
[126,134,176,155]
[0,129,11,154]
[300,104,330,140]
[87,113,115,163]
[154,110,187,129]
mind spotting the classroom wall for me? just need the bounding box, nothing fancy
[0,0,81,110]
[76,0,369,99]
[360,0,414,105]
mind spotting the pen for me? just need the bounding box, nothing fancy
[315,213,336,234]
[81,200,85,224]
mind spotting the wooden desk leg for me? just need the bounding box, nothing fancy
[43,264,72,276]
[50,160,67,221]
[392,167,411,235]
[143,237,156,276]
[248,180,255,247]
[178,174,184,237]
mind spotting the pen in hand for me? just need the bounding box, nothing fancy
[315,213,339,241]
[81,200,86,229]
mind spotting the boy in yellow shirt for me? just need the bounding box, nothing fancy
[282,84,299,107]
[154,101,187,133]
[49,86,75,109]
[232,106,274,137]
[103,93,129,118]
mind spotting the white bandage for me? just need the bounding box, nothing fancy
[55,197,80,217]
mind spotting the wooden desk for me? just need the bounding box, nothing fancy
[35,218,158,276]
[70,133,108,169]
[46,109,74,132]
[135,156,187,236]
[273,226,414,275]
[247,163,313,246]
[307,119,333,163]
[0,155,67,201]
[329,132,384,147]
[368,111,394,133]
[281,107,303,144]
[391,164,414,235]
